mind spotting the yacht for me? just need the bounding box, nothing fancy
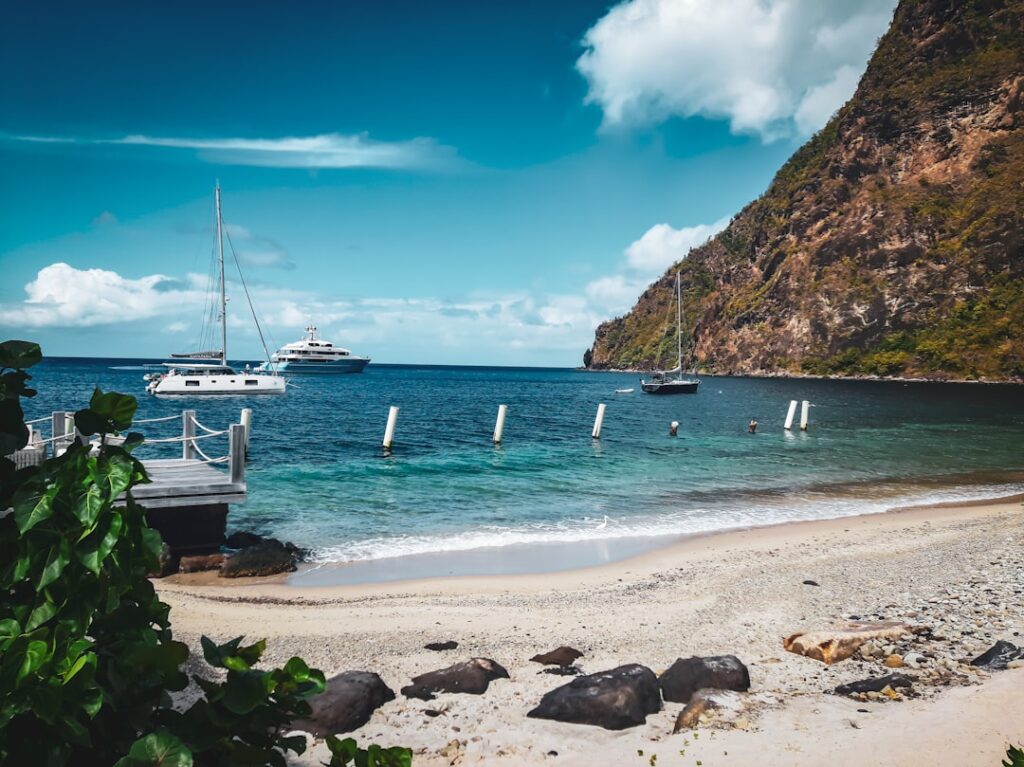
[641,271,701,395]
[258,326,370,374]
[146,185,286,396]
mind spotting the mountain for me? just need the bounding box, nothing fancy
[585,0,1024,381]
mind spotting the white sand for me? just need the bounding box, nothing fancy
[158,496,1024,766]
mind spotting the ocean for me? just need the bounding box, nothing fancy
[23,357,1024,570]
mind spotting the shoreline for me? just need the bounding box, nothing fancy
[157,493,1024,766]
[163,490,1024,595]
[580,366,1024,385]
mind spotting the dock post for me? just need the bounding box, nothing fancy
[800,400,810,431]
[592,403,606,439]
[383,406,400,450]
[182,410,196,460]
[669,420,679,437]
[229,424,246,484]
[784,400,798,430]
[51,411,67,456]
[493,404,508,444]
[240,408,252,457]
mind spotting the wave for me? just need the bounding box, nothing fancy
[307,479,1024,564]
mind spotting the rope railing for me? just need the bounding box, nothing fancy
[24,416,51,425]
[192,441,229,464]
[190,415,222,435]
[133,414,180,424]
[144,429,227,444]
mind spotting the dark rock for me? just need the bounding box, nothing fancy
[224,530,265,549]
[659,655,751,704]
[834,674,913,696]
[802,579,820,586]
[425,641,458,651]
[178,553,225,573]
[531,646,584,666]
[293,671,395,736]
[526,664,661,730]
[149,542,177,578]
[970,640,1024,670]
[219,539,298,578]
[424,709,444,718]
[541,665,583,676]
[401,658,509,701]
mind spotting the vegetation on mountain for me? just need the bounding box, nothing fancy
[586,0,1024,381]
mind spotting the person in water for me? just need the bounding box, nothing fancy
[748,418,758,433]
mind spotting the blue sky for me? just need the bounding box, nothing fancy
[0,0,896,365]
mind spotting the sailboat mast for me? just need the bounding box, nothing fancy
[216,184,227,366]
[675,271,682,371]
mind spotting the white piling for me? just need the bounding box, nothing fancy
[383,406,400,450]
[182,410,196,460]
[592,403,606,439]
[493,404,508,444]
[669,421,679,437]
[800,400,810,431]
[784,400,798,430]
[240,408,252,457]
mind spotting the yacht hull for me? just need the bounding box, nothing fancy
[261,358,369,374]
[148,374,286,395]
[641,380,700,394]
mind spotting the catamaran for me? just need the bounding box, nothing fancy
[146,185,286,396]
[258,325,369,374]
[641,271,700,395]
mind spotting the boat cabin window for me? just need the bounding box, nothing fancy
[185,380,200,387]
[245,380,258,386]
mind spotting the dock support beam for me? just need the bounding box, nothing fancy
[784,400,798,430]
[229,424,246,485]
[182,410,196,460]
[800,400,810,431]
[383,406,400,450]
[493,404,508,445]
[592,403,606,440]
[240,408,252,458]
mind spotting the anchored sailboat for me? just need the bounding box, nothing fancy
[641,271,700,395]
[146,185,286,396]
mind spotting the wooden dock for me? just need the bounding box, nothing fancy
[134,458,246,509]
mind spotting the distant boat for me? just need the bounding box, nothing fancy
[615,388,634,394]
[641,271,700,395]
[258,325,370,374]
[147,185,285,396]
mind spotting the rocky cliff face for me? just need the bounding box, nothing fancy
[585,0,1024,381]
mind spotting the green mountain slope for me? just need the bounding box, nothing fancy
[585,0,1024,381]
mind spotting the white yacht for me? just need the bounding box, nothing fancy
[259,326,370,374]
[146,185,286,396]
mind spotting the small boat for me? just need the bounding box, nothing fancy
[641,271,700,395]
[258,325,369,374]
[147,185,285,396]
[615,388,635,394]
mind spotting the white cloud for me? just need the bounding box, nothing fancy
[577,0,896,139]
[0,263,205,328]
[625,217,729,273]
[5,132,461,171]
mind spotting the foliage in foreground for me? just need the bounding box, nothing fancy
[0,340,410,766]
[1004,745,1024,767]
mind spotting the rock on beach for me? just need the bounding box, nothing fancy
[527,664,661,730]
[401,658,509,701]
[659,655,751,704]
[293,671,395,736]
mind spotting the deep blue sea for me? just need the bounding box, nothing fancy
[23,358,1024,564]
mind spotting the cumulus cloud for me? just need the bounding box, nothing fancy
[5,132,461,171]
[223,224,294,270]
[577,0,896,139]
[0,263,205,328]
[625,217,729,273]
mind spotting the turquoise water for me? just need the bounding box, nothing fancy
[24,358,1024,563]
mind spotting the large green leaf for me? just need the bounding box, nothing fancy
[16,639,49,683]
[221,670,276,715]
[13,485,55,533]
[25,596,60,632]
[75,388,138,436]
[115,732,193,767]
[0,340,42,370]
[37,537,71,591]
[71,482,104,528]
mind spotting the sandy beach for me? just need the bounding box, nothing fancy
[158,496,1024,766]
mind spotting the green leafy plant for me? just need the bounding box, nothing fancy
[0,340,409,765]
[1004,745,1024,767]
[325,736,413,767]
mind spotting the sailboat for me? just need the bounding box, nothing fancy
[146,185,286,396]
[640,271,700,395]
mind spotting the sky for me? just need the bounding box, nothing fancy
[0,0,897,366]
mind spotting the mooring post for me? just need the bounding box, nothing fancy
[182,410,196,460]
[493,404,508,444]
[784,399,798,430]
[800,400,810,431]
[240,408,252,458]
[51,411,66,457]
[592,403,606,439]
[669,420,679,437]
[229,424,245,485]
[383,406,400,450]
